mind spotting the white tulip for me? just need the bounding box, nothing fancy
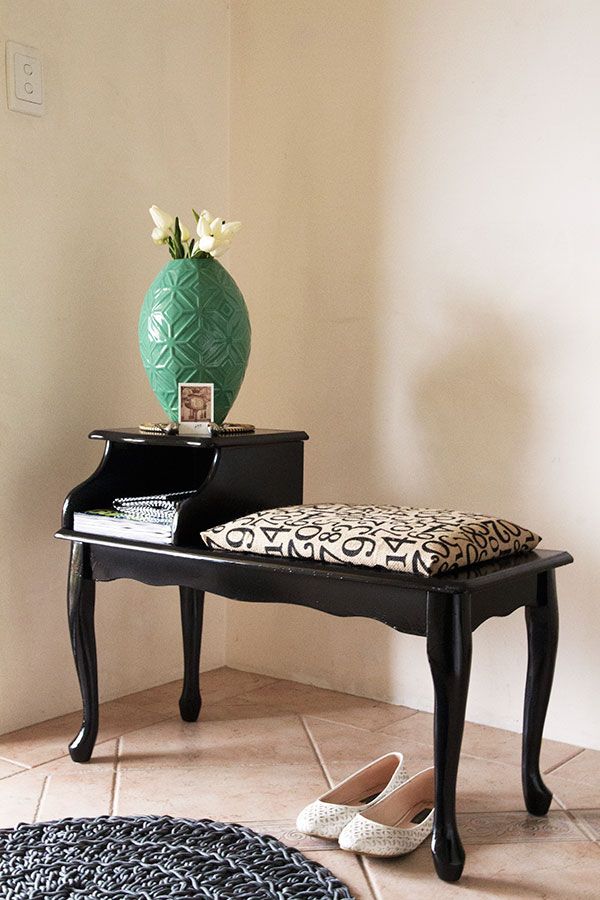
[152,226,170,244]
[222,221,242,237]
[197,210,213,238]
[149,205,174,230]
[195,210,242,257]
[198,234,217,253]
[179,222,190,242]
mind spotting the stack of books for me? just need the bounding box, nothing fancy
[73,490,196,545]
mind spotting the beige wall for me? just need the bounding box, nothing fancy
[228,0,600,749]
[0,0,230,734]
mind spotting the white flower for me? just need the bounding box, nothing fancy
[149,205,174,230]
[197,210,216,253]
[197,210,211,234]
[198,234,216,253]
[148,205,239,258]
[222,221,242,237]
[152,226,170,244]
[196,210,242,257]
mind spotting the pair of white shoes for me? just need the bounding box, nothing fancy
[296,753,434,858]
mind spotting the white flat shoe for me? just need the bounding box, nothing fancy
[338,767,435,857]
[296,752,408,840]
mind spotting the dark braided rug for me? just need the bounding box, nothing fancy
[0,815,355,899]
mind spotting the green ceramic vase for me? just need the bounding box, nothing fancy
[139,258,251,424]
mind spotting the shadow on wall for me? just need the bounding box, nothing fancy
[413,296,533,514]
[327,295,538,716]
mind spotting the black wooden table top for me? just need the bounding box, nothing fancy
[88,427,309,449]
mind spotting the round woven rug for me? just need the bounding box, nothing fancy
[0,815,355,899]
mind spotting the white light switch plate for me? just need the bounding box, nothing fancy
[6,41,44,116]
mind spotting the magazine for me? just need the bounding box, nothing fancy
[73,490,197,544]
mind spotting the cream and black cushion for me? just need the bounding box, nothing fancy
[200,504,541,577]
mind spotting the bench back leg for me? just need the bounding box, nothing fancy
[179,587,204,721]
[522,570,559,815]
[426,590,472,882]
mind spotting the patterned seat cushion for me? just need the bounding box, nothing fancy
[200,504,541,577]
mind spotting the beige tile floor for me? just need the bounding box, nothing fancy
[0,667,599,898]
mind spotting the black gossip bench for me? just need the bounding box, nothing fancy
[56,427,573,882]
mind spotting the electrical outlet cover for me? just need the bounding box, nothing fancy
[6,41,44,116]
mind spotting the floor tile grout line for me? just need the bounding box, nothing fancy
[232,673,410,716]
[298,716,379,900]
[215,674,283,702]
[109,737,121,816]
[375,721,587,773]
[0,756,31,777]
[304,713,432,741]
[561,806,596,842]
[300,716,334,789]
[32,775,50,824]
[458,808,570,816]
[0,763,32,781]
[302,711,513,769]
[357,856,380,900]
[543,747,586,776]
[456,749,583,773]
[356,715,589,777]
[372,709,421,732]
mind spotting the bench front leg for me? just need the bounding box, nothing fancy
[179,587,204,721]
[522,570,558,815]
[67,541,99,763]
[426,590,472,882]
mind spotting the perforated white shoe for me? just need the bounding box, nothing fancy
[338,767,435,857]
[296,752,408,840]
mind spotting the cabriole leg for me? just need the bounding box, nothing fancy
[426,591,472,882]
[179,587,204,721]
[522,570,559,815]
[67,541,98,763]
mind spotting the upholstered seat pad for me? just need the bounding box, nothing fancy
[200,504,541,577]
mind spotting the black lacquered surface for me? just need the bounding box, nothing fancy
[89,427,309,448]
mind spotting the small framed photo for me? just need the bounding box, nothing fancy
[178,382,214,435]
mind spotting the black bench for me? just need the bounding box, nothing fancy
[56,427,573,882]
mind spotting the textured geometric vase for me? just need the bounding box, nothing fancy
[139,258,251,424]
